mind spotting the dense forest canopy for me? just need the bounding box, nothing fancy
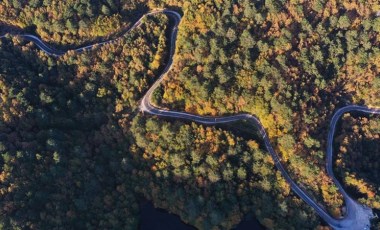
[336,115,380,205]
[0,0,380,229]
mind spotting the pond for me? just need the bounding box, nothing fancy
[139,202,265,230]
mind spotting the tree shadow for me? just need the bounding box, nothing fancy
[0,37,138,229]
[333,112,380,201]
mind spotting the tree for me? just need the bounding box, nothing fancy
[101,5,111,16]
[265,0,281,13]
[240,29,255,49]
[12,0,22,9]
[338,15,351,29]
[373,18,380,33]
[226,28,237,42]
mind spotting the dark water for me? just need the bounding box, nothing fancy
[139,202,265,230]
[233,215,265,230]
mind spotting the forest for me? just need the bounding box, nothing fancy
[0,0,380,229]
[335,113,380,228]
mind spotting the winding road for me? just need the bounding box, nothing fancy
[1,9,379,230]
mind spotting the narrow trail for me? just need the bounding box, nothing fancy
[1,9,378,230]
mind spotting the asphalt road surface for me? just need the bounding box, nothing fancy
[2,9,378,230]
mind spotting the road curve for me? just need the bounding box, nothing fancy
[1,9,378,230]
